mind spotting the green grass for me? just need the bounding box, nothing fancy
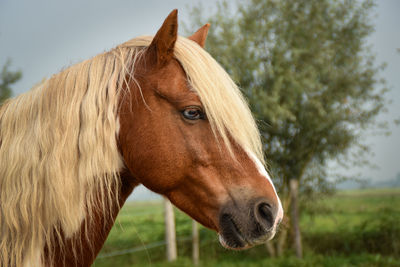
[93,188,400,267]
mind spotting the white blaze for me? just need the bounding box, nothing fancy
[246,151,284,226]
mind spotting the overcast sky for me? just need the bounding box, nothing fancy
[0,0,399,190]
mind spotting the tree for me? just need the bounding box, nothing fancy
[188,0,387,257]
[0,59,22,104]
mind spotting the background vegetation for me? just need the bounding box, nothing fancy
[0,59,21,105]
[94,188,400,266]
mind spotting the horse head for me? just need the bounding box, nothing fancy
[118,10,283,249]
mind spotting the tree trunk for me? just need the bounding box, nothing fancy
[276,220,288,256]
[277,194,291,257]
[164,197,177,261]
[265,241,276,257]
[289,179,302,258]
[192,220,199,265]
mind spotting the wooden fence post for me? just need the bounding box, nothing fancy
[164,197,177,261]
[192,220,199,265]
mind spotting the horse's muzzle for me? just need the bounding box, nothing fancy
[218,197,280,249]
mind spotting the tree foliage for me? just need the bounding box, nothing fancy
[188,0,387,192]
[0,59,22,104]
[188,0,388,256]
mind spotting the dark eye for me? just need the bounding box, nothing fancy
[182,107,204,121]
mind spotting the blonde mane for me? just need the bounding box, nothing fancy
[0,35,263,266]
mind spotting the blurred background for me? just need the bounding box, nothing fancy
[1,0,399,266]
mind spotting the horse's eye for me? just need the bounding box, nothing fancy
[182,107,204,120]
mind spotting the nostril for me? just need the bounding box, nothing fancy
[256,202,274,230]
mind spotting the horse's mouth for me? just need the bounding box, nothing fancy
[218,234,251,250]
[218,214,247,249]
[218,231,276,250]
[218,213,276,250]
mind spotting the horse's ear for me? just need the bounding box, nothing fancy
[188,23,210,48]
[147,9,178,67]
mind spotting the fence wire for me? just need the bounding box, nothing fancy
[97,236,192,259]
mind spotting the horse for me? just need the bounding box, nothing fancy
[0,10,283,266]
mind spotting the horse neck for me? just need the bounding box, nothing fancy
[46,170,138,266]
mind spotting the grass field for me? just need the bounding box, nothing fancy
[93,188,400,267]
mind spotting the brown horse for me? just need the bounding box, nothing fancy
[0,10,283,266]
